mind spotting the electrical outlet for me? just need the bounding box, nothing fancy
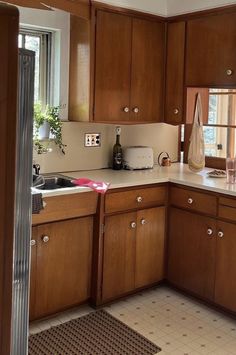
[85,133,101,147]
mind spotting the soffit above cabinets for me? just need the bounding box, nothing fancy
[93,0,236,17]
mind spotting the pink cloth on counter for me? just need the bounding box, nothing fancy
[72,178,110,194]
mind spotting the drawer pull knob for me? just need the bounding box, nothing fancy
[140,219,147,225]
[136,196,143,203]
[174,108,179,115]
[133,107,139,114]
[226,69,233,76]
[188,198,193,205]
[42,235,50,243]
[123,107,129,113]
[218,231,224,238]
[130,222,136,229]
[30,239,36,246]
[207,228,213,236]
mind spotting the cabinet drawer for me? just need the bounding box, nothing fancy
[170,186,217,216]
[32,192,98,225]
[219,197,236,222]
[105,186,166,214]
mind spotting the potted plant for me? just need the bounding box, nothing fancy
[33,103,66,155]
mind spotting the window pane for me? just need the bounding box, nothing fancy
[208,89,236,126]
[18,34,23,48]
[204,127,236,158]
[25,35,41,102]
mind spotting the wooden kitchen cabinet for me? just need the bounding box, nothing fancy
[168,208,216,300]
[29,228,37,320]
[93,10,165,123]
[165,21,186,125]
[30,217,93,320]
[94,11,132,123]
[102,207,166,302]
[186,12,236,86]
[102,212,136,301]
[215,221,236,312]
[135,207,165,288]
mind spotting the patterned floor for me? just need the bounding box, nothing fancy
[29,286,236,355]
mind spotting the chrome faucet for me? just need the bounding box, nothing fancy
[33,163,40,175]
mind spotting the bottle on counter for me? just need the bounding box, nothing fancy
[112,126,123,170]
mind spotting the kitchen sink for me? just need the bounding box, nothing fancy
[33,174,76,190]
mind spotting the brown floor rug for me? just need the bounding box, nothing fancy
[29,309,161,355]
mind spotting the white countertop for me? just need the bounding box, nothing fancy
[32,163,236,198]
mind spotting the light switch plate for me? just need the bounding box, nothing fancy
[85,133,101,147]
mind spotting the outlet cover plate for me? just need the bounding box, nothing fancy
[85,133,101,147]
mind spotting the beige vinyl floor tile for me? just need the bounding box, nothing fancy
[29,286,236,354]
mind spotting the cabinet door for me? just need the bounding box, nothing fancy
[29,227,37,321]
[135,207,165,288]
[165,21,185,125]
[94,10,132,122]
[130,18,165,122]
[168,208,216,300]
[34,217,93,319]
[186,13,236,86]
[102,212,136,301]
[215,221,236,312]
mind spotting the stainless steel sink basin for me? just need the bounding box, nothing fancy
[33,174,76,190]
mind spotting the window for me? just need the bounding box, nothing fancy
[204,89,236,158]
[185,88,236,169]
[18,29,52,105]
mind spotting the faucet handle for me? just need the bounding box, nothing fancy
[33,163,41,175]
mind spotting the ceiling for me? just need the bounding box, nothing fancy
[95,0,236,17]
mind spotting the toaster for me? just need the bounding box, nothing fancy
[123,146,154,170]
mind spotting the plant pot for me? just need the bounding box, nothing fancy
[38,122,50,140]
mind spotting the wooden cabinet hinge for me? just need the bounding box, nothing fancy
[101,223,105,235]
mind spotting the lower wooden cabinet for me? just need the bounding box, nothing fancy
[30,217,93,320]
[168,208,216,300]
[102,207,166,302]
[215,221,236,312]
[102,212,136,301]
[135,207,165,288]
[168,207,236,313]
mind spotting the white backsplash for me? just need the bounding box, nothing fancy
[33,122,179,173]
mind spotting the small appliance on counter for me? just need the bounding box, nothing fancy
[123,146,154,170]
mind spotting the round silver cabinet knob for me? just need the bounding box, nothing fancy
[174,108,179,115]
[130,222,137,229]
[207,228,213,236]
[123,107,130,113]
[226,69,233,76]
[218,231,224,238]
[42,235,50,243]
[140,219,147,225]
[136,196,143,203]
[133,107,139,113]
[30,240,36,246]
[188,198,193,205]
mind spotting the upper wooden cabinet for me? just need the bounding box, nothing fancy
[165,21,186,125]
[186,12,236,87]
[94,11,132,123]
[93,10,165,123]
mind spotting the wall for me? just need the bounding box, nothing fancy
[34,122,179,173]
[19,6,70,120]
[167,0,236,15]
[94,0,167,16]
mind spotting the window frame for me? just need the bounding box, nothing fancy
[19,27,52,106]
[183,88,236,170]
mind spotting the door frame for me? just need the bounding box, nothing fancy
[0,4,19,354]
